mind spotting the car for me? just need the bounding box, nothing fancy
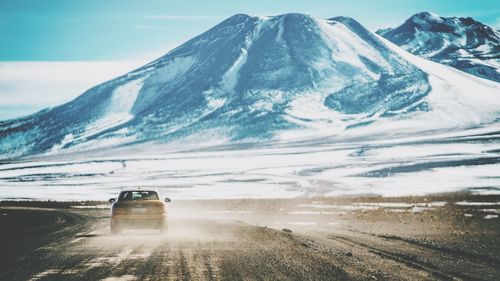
[108,188,171,234]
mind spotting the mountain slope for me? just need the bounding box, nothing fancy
[377,12,500,82]
[0,13,498,159]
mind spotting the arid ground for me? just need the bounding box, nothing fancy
[1,193,499,281]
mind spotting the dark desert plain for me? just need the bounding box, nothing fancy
[1,193,499,281]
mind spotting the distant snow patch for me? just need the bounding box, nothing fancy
[220,18,265,93]
[82,78,145,139]
[49,78,145,152]
[222,47,248,92]
[318,18,393,77]
[484,214,498,219]
[455,201,500,206]
[152,56,195,82]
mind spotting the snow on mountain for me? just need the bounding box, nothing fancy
[377,12,500,82]
[0,13,499,159]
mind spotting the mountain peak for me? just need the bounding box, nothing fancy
[274,12,312,18]
[409,11,442,23]
[406,11,458,33]
[377,12,500,82]
[327,16,358,25]
[226,13,316,23]
[222,13,260,23]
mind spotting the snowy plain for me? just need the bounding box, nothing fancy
[0,122,499,201]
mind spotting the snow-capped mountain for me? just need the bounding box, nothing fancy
[377,12,500,82]
[1,13,499,159]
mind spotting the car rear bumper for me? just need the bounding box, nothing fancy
[112,214,166,220]
[111,215,166,229]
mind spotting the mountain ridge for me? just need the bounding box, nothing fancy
[377,11,500,82]
[0,13,498,159]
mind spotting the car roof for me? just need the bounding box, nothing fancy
[120,187,159,192]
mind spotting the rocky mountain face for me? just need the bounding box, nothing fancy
[377,12,500,82]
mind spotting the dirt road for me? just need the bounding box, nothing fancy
[1,195,499,280]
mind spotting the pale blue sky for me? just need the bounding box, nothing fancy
[1,0,499,61]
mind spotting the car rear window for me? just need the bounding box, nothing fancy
[118,191,159,201]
